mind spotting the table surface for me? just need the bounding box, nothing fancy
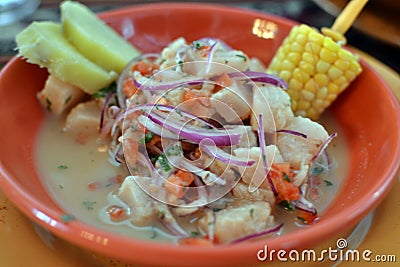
[0,1,399,267]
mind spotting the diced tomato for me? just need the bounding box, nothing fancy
[132,61,159,76]
[183,89,198,101]
[215,73,233,87]
[270,163,300,202]
[164,170,195,198]
[122,78,138,98]
[296,209,318,225]
[87,181,102,191]
[198,45,211,57]
[107,174,125,186]
[107,205,127,222]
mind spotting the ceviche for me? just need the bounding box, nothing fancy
[35,36,344,245]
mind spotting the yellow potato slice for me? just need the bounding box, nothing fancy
[16,21,117,94]
[61,1,140,73]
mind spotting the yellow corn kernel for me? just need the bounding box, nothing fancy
[282,59,296,72]
[289,78,303,92]
[287,52,302,65]
[304,79,318,93]
[288,90,300,101]
[299,61,315,76]
[291,42,304,53]
[335,59,350,70]
[314,73,328,87]
[297,100,311,110]
[316,86,328,99]
[304,42,321,55]
[312,99,324,109]
[333,76,348,89]
[302,52,317,64]
[307,108,318,119]
[328,66,343,80]
[295,33,308,45]
[320,48,337,64]
[316,60,330,73]
[267,24,362,120]
[309,31,324,43]
[323,37,340,53]
[327,83,340,94]
[301,90,315,101]
[280,70,292,81]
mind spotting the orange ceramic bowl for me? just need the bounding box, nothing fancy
[0,3,399,267]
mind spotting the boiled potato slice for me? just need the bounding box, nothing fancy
[61,1,140,73]
[16,21,117,94]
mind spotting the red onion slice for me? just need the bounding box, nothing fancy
[117,53,161,108]
[205,41,219,74]
[228,71,288,89]
[294,199,317,215]
[148,104,215,129]
[199,140,255,167]
[137,115,180,141]
[133,75,206,91]
[310,133,338,163]
[231,223,283,244]
[195,37,232,51]
[148,111,242,146]
[257,113,278,196]
[276,129,308,139]
[99,90,115,131]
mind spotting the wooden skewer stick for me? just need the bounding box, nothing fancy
[331,0,369,35]
[321,0,369,43]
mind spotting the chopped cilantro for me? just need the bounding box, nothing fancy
[283,172,291,182]
[249,208,254,218]
[311,166,324,175]
[165,145,182,157]
[57,164,68,170]
[175,108,183,117]
[191,231,199,237]
[324,180,333,186]
[139,132,155,144]
[157,210,165,219]
[61,214,75,223]
[296,216,307,224]
[236,54,247,61]
[194,41,202,50]
[212,208,221,212]
[157,154,171,172]
[64,95,72,105]
[83,200,96,211]
[150,156,158,164]
[46,97,52,111]
[150,226,158,239]
[279,200,295,211]
[92,82,116,98]
[58,184,64,189]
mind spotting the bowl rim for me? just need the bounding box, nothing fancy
[0,2,399,265]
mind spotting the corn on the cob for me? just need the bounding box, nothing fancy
[267,24,362,120]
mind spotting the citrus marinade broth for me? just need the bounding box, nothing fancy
[35,112,348,242]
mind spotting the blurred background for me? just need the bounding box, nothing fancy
[0,0,399,73]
